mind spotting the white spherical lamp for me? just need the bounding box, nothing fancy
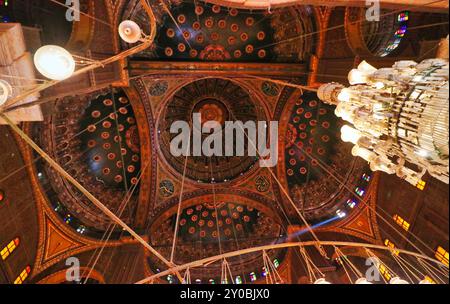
[390,277,410,284]
[118,20,143,44]
[314,278,332,284]
[419,279,433,284]
[355,278,373,284]
[34,45,75,81]
[0,79,12,106]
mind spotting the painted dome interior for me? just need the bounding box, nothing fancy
[158,78,266,183]
[1,0,447,286]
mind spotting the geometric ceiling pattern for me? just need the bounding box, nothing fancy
[0,0,447,286]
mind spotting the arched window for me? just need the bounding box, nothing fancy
[435,246,449,267]
[1,238,20,260]
[14,266,31,284]
[378,264,392,281]
[384,239,400,256]
[416,180,426,191]
[393,215,410,231]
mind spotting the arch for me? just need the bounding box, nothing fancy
[149,188,284,235]
[137,240,447,284]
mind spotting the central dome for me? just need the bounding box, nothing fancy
[158,78,266,183]
[193,98,229,127]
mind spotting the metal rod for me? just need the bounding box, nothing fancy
[0,113,176,271]
[136,240,447,284]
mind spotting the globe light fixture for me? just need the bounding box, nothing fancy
[0,79,12,106]
[355,278,373,284]
[314,278,332,284]
[390,277,410,284]
[34,45,76,81]
[118,20,144,44]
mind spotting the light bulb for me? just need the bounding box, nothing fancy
[390,277,410,284]
[358,60,378,74]
[341,125,362,144]
[118,20,143,43]
[0,79,13,106]
[314,278,331,284]
[348,69,369,85]
[355,278,373,284]
[34,45,75,81]
[337,88,352,102]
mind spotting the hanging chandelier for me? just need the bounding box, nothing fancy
[318,58,449,187]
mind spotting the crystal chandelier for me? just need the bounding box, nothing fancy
[318,58,449,187]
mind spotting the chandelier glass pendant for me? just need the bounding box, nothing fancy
[318,58,449,187]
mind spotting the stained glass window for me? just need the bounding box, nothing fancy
[378,11,409,57]
[273,259,280,268]
[1,238,20,260]
[393,214,410,231]
[435,246,449,267]
[14,266,31,284]
[384,239,400,256]
[416,180,426,191]
[378,264,392,281]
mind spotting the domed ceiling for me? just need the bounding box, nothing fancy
[284,94,339,185]
[158,78,266,183]
[31,2,371,280]
[148,192,283,281]
[79,92,141,190]
[174,202,259,243]
[278,91,367,223]
[154,2,276,62]
[38,89,142,232]
[122,0,315,62]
